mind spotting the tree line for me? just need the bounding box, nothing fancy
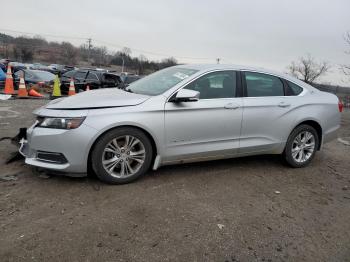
[0,33,177,74]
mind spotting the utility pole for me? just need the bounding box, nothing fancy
[216,58,221,64]
[87,38,92,64]
[121,57,124,73]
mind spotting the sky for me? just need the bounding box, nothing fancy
[1,0,350,85]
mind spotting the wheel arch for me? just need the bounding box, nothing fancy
[293,120,323,150]
[86,125,159,175]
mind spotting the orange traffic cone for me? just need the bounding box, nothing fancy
[4,65,15,94]
[28,88,43,97]
[85,85,90,91]
[68,78,76,96]
[17,75,28,97]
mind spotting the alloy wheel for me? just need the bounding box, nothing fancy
[102,135,146,178]
[291,131,315,163]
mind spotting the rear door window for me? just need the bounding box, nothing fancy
[74,71,87,80]
[86,72,99,81]
[244,72,284,97]
[103,74,121,87]
[62,70,75,78]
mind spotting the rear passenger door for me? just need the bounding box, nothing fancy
[240,71,299,154]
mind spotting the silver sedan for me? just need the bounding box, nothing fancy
[22,64,342,184]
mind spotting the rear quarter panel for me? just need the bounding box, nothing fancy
[283,91,340,145]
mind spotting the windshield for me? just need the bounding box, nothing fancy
[127,67,198,95]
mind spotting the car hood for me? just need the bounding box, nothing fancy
[46,88,150,109]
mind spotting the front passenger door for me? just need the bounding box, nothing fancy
[164,71,243,162]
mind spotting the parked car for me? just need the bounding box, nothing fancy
[30,63,49,70]
[0,67,5,80]
[60,69,122,94]
[14,69,55,90]
[8,62,27,73]
[119,73,142,89]
[21,64,342,184]
[0,67,5,88]
[64,66,75,72]
[48,64,75,76]
[0,58,10,67]
[24,63,34,69]
[28,63,59,74]
[0,59,11,73]
[0,62,6,72]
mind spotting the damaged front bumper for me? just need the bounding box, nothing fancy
[18,120,97,177]
[18,136,29,157]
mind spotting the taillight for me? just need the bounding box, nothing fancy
[338,99,343,113]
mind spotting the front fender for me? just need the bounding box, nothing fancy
[83,108,165,165]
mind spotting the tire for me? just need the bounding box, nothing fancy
[283,124,319,168]
[91,127,153,184]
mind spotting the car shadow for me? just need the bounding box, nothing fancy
[151,154,286,176]
[34,154,289,185]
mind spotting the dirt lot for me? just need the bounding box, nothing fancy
[0,99,349,262]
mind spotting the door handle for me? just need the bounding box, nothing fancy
[278,102,291,108]
[224,103,240,109]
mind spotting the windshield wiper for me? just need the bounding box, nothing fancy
[125,88,133,93]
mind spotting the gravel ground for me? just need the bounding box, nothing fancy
[0,99,349,262]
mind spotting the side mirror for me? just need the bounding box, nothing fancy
[173,89,200,102]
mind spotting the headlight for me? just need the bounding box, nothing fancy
[36,116,85,129]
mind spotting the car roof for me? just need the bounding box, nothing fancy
[21,69,54,75]
[175,63,284,75]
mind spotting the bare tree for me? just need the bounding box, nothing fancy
[160,57,177,68]
[61,42,78,65]
[288,54,330,84]
[121,47,132,56]
[20,47,33,62]
[92,46,108,66]
[138,54,148,75]
[342,31,350,78]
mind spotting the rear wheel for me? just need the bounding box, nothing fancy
[91,127,153,184]
[283,125,319,168]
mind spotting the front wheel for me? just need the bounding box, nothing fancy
[283,125,319,168]
[91,127,153,184]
